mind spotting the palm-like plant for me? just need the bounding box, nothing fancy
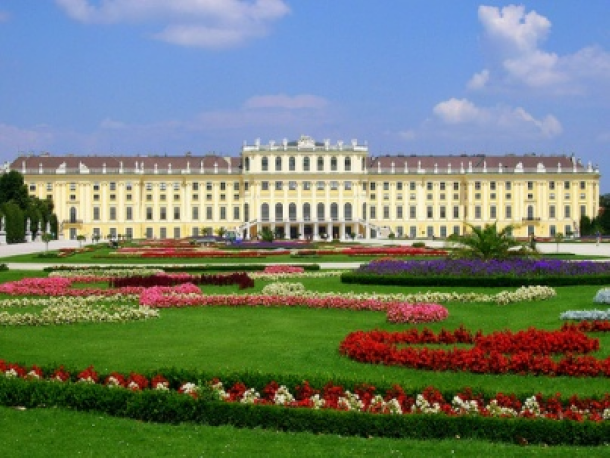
[451,222,526,260]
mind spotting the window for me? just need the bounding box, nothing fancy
[233,206,240,220]
[262,157,269,171]
[145,183,152,191]
[564,181,571,190]
[192,183,199,191]
[109,207,117,221]
[70,194,76,201]
[331,158,337,171]
[397,182,403,191]
[233,182,239,191]
[303,203,311,221]
[505,193,512,200]
[275,157,282,171]
[453,182,459,191]
[316,181,325,190]
[173,194,180,201]
[206,207,213,220]
[93,207,100,220]
[490,182,496,191]
[174,228,180,239]
[440,182,446,191]
[580,205,586,218]
[344,157,351,171]
[303,181,311,190]
[549,205,556,218]
[427,206,433,219]
[109,194,116,201]
[475,181,481,190]
[160,208,167,220]
[475,206,481,219]
[29,184,36,192]
[383,182,390,191]
[411,182,417,191]
[426,182,433,191]
[47,183,53,191]
[126,207,133,221]
[146,228,153,239]
[206,182,213,191]
[550,225,556,236]
[261,181,269,191]
[220,182,226,191]
[125,228,133,239]
[505,205,512,219]
[275,181,283,191]
[146,207,153,220]
[220,194,226,201]
[317,157,324,171]
[505,181,512,191]
[303,157,310,171]
[527,194,533,200]
[330,181,338,190]
[289,157,296,171]
[397,206,403,219]
[580,181,586,190]
[383,206,390,219]
[220,207,226,220]
[440,206,446,218]
[344,181,352,190]
[490,206,496,219]
[564,205,571,218]
[275,203,283,221]
[126,194,132,201]
[549,181,555,190]
[70,183,76,191]
[192,194,199,201]
[317,203,325,220]
[160,194,166,201]
[409,206,416,219]
[370,183,376,191]
[331,203,339,220]
[173,207,180,220]
[527,181,533,190]
[192,207,199,220]
[160,183,167,191]
[370,206,376,219]
[453,206,459,219]
[173,182,180,191]
[206,194,212,200]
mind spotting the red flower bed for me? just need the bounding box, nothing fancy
[339,324,610,377]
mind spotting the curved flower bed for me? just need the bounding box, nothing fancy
[339,324,610,377]
[3,361,610,423]
[386,303,448,324]
[0,277,146,297]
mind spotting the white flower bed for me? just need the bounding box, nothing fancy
[259,282,556,305]
[560,309,610,321]
[594,288,610,304]
[0,295,158,326]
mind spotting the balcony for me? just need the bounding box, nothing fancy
[522,217,541,222]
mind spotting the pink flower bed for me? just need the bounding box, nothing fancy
[263,265,305,274]
[0,277,145,297]
[387,303,449,324]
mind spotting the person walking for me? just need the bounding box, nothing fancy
[596,231,601,246]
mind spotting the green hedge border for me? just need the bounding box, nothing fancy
[42,264,321,273]
[341,272,610,287]
[2,367,610,445]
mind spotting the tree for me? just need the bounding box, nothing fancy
[2,202,25,244]
[77,234,86,248]
[553,232,564,253]
[0,170,29,210]
[260,227,274,242]
[215,226,226,238]
[42,232,54,253]
[92,233,101,243]
[450,222,525,260]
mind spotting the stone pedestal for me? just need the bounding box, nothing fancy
[0,231,6,245]
[26,231,32,242]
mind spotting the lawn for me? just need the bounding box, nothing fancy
[1,267,610,455]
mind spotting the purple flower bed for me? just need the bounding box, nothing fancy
[358,259,610,277]
[233,241,315,250]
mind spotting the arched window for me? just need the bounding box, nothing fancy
[275,156,282,172]
[303,203,311,221]
[244,157,250,172]
[262,157,268,172]
[317,157,324,172]
[344,157,351,172]
[317,203,325,221]
[289,203,297,221]
[70,207,77,223]
[261,203,269,221]
[289,157,296,171]
[344,203,352,221]
[330,203,339,220]
[303,157,310,172]
[275,203,283,221]
[331,158,337,171]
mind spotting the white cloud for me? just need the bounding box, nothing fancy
[433,98,562,138]
[0,124,55,154]
[433,98,485,124]
[244,94,329,110]
[476,4,610,94]
[54,0,290,48]
[467,69,490,90]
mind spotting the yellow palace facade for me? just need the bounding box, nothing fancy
[7,135,601,241]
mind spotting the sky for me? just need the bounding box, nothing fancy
[1,1,609,191]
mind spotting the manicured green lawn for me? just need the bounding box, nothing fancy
[2,267,610,455]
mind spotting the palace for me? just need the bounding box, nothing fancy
[6,135,601,241]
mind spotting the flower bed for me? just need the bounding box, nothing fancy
[339,324,610,377]
[386,303,449,324]
[109,272,254,289]
[3,361,610,427]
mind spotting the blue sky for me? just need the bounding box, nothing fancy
[1,1,609,190]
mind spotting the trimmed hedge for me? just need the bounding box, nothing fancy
[2,376,610,445]
[2,367,610,445]
[341,272,610,287]
[42,264,321,273]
